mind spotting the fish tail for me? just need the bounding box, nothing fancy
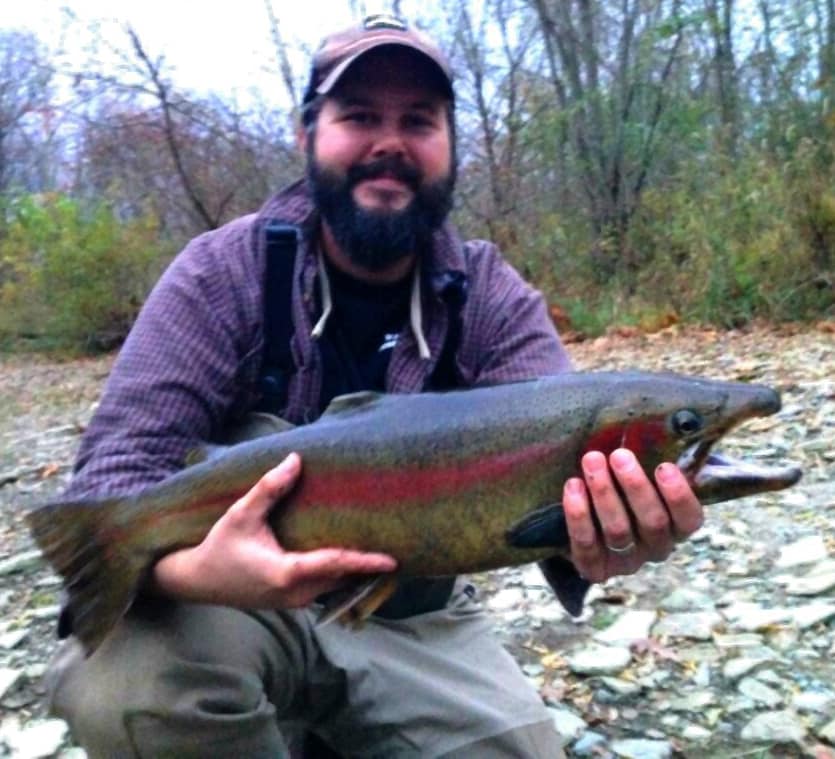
[26,497,146,656]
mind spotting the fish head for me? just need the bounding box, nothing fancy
[580,372,801,503]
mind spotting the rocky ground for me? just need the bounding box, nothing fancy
[0,325,833,758]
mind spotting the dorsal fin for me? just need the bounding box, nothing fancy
[220,412,296,444]
[184,444,227,467]
[185,413,297,466]
[322,391,383,416]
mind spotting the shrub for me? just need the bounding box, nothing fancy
[0,193,173,352]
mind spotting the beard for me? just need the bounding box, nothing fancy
[307,151,456,272]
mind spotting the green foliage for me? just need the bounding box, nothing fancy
[0,194,172,352]
[561,295,622,337]
[522,142,834,334]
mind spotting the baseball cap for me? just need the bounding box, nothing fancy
[302,14,454,108]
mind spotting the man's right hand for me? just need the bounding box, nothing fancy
[150,452,398,609]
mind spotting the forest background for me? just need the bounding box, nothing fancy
[0,0,833,353]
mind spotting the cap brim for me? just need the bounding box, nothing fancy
[315,40,453,99]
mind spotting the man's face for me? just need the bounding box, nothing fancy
[305,49,455,272]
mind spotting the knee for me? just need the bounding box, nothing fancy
[48,602,289,754]
[48,626,282,757]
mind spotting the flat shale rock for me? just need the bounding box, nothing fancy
[740,709,807,743]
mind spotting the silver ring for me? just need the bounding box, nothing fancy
[607,541,636,555]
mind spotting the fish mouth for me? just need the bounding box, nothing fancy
[674,383,801,504]
[677,441,802,505]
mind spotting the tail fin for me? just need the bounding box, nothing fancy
[26,497,146,656]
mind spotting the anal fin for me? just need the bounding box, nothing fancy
[316,575,399,628]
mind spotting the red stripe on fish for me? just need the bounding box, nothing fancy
[290,442,560,511]
[581,419,670,458]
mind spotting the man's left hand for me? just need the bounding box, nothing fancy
[562,448,704,583]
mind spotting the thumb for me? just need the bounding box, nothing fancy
[226,452,302,528]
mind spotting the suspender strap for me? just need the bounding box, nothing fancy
[425,267,468,391]
[258,220,300,415]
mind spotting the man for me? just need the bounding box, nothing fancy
[47,15,703,758]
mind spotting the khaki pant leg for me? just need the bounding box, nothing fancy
[310,581,563,758]
[47,599,341,759]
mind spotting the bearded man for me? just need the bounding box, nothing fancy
[47,15,703,758]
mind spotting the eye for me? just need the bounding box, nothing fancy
[344,111,376,125]
[404,113,435,129]
[671,409,703,436]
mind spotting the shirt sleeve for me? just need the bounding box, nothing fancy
[458,241,573,385]
[64,218,261,499]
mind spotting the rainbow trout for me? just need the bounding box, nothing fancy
[27,371,801,655]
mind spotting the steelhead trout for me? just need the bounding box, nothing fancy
[27,371,802,655]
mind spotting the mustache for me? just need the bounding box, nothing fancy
[347,156,422,191]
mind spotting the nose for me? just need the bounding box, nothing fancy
[370,120,406,159]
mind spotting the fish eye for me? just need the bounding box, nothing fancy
[672,409,703,436]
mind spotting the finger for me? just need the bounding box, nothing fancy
[226,453,302,527]
[609,449,673,561]
[562,476,606,582]
[581,451,635,553]
[260,548,397,609]
[655,463,704,539]
[279,548,397,586]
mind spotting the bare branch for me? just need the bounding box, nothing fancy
[126,25,221,229]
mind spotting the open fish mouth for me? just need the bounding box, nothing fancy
[678,440,802,504]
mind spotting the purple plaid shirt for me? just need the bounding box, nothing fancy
[66,180,572,498]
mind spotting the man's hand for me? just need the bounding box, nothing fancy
[563,448,703,583]
[151,453,398,609]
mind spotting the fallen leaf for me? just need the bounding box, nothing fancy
[40,463,61,479]
[630,638,680,662]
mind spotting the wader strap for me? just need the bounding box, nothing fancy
[258,221,300,416]
[424,266,468,392]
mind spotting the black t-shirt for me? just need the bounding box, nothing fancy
[317,260,412,413]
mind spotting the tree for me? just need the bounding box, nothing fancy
[70,23,300,240]
[529,0,689,281]
[0,30,54,193]
[449,0,544,249]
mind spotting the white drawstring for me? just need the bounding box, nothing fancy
[310,250,332,339]
[410,261,431,360]
[312,251,431,361]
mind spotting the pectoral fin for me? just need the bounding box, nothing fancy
[505,503,570,549]
[539,555,590,617]
[219,412,296,445]
[316,575,399,628]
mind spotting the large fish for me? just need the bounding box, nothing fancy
[27,371,802,655]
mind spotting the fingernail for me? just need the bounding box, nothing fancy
[278,452,300,471]
[582,451,607,472]
[566,478,584,496]
[655,462,677,484]
[610,449,635,471]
